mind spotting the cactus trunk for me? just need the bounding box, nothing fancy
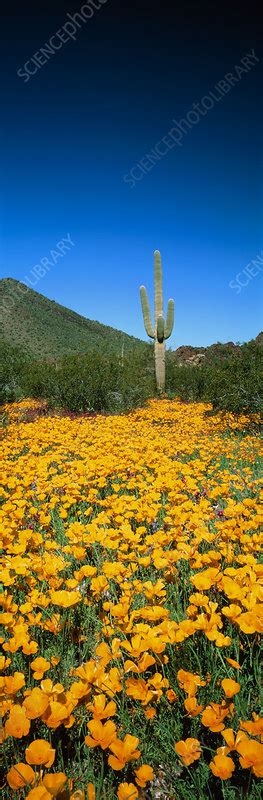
[155,341,165,391]
[140,250,174,393]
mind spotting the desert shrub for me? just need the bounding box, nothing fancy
[55,352,118,412]
[166,357,207,402]
[23,348,155,414]
[0,338,261,417]
[0,343,153,413]
[204,342,262,415]
[23,360,60,407]
[116,346,155,410]
[0,342,30,403]
[166,343,262,416]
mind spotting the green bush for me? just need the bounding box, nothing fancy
[166,343,262,416]
[0,339,261,417]
[166,357,207,402]
[204,342,262,415]
[0,342,30,403]
[18,348,155,414]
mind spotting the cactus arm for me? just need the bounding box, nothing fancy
[140,285,155,338]
[154,250,163,327]
[164,298,174,339]
[157,315,165,343]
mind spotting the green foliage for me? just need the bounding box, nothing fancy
[0,340,262,418]
[166,356,207,403]
[166,342,262,416]
[0,341,30,403]
[204,342,263,415]
[4,347,154,414]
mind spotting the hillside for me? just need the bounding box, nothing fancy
[0,278,148,359]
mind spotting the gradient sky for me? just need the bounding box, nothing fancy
[1,0,262,347]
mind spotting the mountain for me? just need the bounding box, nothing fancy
[0,278,148,360]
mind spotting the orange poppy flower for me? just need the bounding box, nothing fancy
[50,590,81,608]
[5,705,30,738]
[78,564,97,577]
[40,679,65,698]
[135,764,154,787]
[25,739,56,767]
[236,737,263,777]
[221,678,240,698]
[184,696,204,717]
[117,783,138,800]
[225,657,241,670]
[87,786,96,800]
[69,680,91,702]
[50,656,60,666]
[4,671,25,694]
[43,772,67,796]
[221,728,247,750]
[175,737,201,766]
[0,655,11,669]
[137,652,156,672]
[190,567,221,591]
[237,607,263,634]
[221,577,243,602]
[144,707,156,719]
[108,734,141,770]
[75,661,98,684]
[177,669,206,696]
[7,762,35,789]
[42,700,71,729]
[222,604,242,621]
[30,657,51,680]
[24,788,51,800]
[125,677,154,705]
[201,703,229,732]
[23,688,50,719]
[85,719,117,749]
[86,693,116,719]
[90,575,109,598]
[101,667,123,697]
[240,715,263,738]
[210,751,235,779]
[166,689,177,703]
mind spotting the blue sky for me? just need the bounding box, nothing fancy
[1,0,262,347]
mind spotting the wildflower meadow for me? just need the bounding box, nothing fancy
[1,397,262,800]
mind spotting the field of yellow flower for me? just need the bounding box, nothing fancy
[1,398,262,800]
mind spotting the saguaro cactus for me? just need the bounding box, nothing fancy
[140,250,174,392]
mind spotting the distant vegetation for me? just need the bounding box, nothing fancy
[0,278,262,417]
[1,339,262,418]
[167,342,262,416]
